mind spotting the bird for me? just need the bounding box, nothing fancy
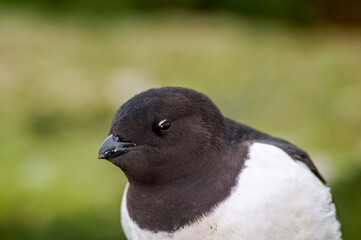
[98,87,342,240]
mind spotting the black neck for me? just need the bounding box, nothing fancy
[126,143,249,232]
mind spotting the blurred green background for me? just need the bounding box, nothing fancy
[0,1,360,240]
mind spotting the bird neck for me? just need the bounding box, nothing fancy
[125,143,249,233]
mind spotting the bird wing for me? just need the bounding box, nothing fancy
[226,118,326,184]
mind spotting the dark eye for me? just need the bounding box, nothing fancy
[158,119,172,130]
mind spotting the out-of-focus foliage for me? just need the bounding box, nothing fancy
[333,167,361,240]
[0,8,360,240]
[1,0,361,23]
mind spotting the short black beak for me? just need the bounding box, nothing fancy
[98,134,136,160]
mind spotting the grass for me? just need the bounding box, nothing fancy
[0,8,360,239]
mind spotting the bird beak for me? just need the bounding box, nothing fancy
[98,134,136,160]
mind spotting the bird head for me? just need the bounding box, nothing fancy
[98,87,228,185]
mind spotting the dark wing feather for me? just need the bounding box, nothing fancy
[226,118,326,184]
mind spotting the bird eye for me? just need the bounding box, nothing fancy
[158,119,172,130]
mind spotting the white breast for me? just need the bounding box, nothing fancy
[121,143,342,240]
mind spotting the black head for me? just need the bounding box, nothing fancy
[98,87,228,185]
